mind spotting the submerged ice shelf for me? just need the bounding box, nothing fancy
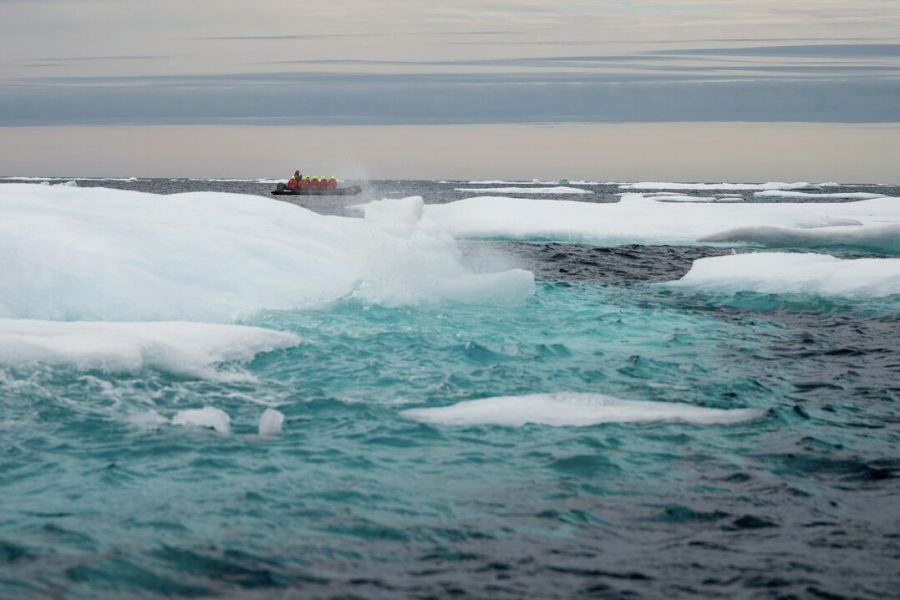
[402,392,764,427]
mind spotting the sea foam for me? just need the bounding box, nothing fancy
[401,392,764,427]
[258,407,285,436]
[172,407,231,434]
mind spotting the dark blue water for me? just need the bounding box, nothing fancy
[1,178,898,599]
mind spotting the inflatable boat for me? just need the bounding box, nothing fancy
[271,183,362,196]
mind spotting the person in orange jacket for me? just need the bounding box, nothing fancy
[286,170,301,190]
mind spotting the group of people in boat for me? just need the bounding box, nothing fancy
[286,170,337,190]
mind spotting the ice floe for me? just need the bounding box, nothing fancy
[423,194,900,253]
[401,392,764,427]
[0,320,300,379]
[670,252,900,297]
[0,185,533,322]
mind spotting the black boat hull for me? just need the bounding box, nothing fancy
[271,185,362,196]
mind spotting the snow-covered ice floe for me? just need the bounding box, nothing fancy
[401,392,764,427]
[0,185,533,322]
[422,194,900,253]
[669,252,900,298]
[0,320,299,380]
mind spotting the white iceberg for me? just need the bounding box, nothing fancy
[0,185,533,322]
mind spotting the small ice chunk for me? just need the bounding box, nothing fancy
[172,407,231,434]
[127,410,169,429]
[258,408,285,436]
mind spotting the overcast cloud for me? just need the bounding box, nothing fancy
[2,1,899,126]
[2,1,899,179]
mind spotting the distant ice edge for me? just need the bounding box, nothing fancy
[400,393,765,427]
[423,194,900,255]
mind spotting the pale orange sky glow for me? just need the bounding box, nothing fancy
[2,122,898,183]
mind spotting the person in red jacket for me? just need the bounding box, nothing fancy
[286,170,301,190]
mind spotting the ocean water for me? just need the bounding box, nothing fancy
[1,178,899,599]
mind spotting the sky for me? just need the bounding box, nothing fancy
[1,0,899,180]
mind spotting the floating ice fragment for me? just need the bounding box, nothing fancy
[670,252,900,297]
[126,410,169,429]
[172,407,231,434]
[0,320,300,380]
[258,408,285,436]
[698,224,900,254]
[423,195,900,254]
[401,392,764,427]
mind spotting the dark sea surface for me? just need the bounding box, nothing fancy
[1,178,899,599]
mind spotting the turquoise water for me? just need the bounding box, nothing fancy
[3,279,898,598]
